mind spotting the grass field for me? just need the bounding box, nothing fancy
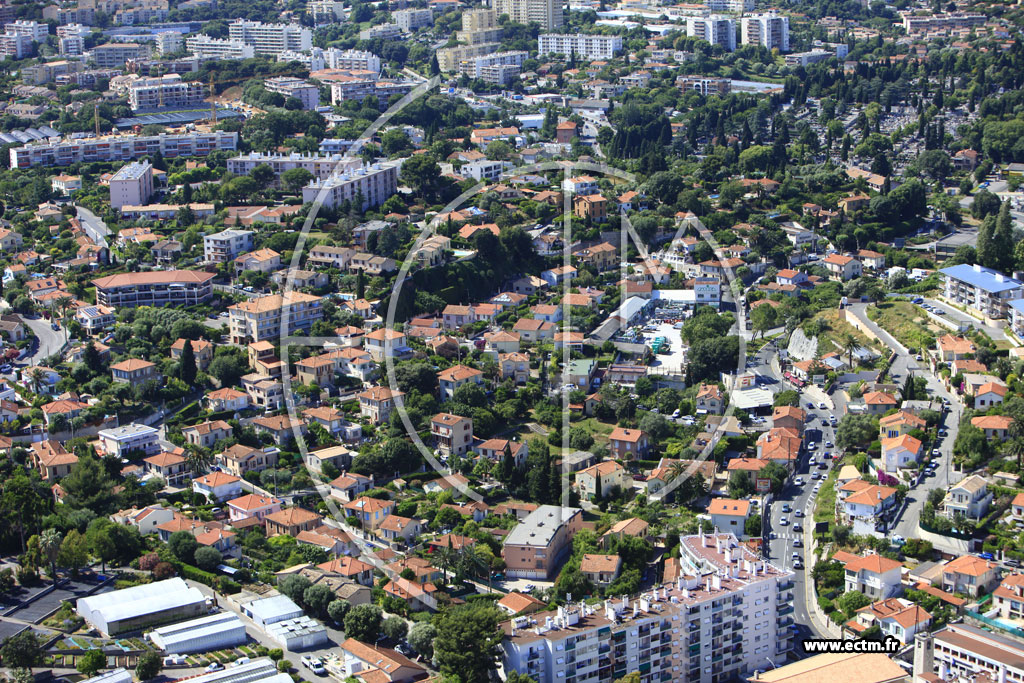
[814,309,879,357]
[866,300,943,353]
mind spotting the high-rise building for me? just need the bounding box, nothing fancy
[685,16,736,51]
[127,74,207,112]
[109,160,153,210]
[155,31,183,54]
[538,33,623,60]
[456,8,503,44]
[437,42,500,72]
[501,533,795,683]
[741,12,790,52]
[301,162,401,210]
[227,152,361,180]
[59,36,85,55]
[0,32,32,59]
[493,0,563,31]
[393,8,433,31]
[307,0,345,24]
[325,48,381,72]
[228,19,312,56]
[9,130,238,168]
[5,20,49,42]
[458,50,527,84]
[186,35,255,60]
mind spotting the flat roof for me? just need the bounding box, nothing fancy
[940,263,1023,294]
[246,594,302,621]
[504,505,581,548]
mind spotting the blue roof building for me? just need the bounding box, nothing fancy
[939,263,1024,320]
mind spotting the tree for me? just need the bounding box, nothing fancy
[836,414,876,450]
[507,673,539,683]
[433,604,504,683]
[278,574,312,606]
[193,546,222,572]
[178,339,197,385]
[744,514,762,537]
[61,455,116,514]
[837,590,872,617]
[39,528,61,584]
[327,599,350,624]
[401,154,442,202]
[135,650,162,681]
[281,167,314,193]
[837,332,863,369]
[77,648,105,677]
[168,531,199,564]
[303,584,334,619]
[773,390,800,407]
[977,214,998,269]
[382,616,408,642]
[750,304,778,339]
[344,604,383,642]
[85,520,117,571]
[614,673,642,683]
[408,622,436,658]
[58,530,88,575]
[994,201,1015,272]
[1,632,43,671]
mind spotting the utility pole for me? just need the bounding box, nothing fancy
[94,103,100,136]
[210,79,217,124]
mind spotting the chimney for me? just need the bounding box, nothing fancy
[712,574,721,590]
[725,548,733,564]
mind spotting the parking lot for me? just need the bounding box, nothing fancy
[643,322,686,374]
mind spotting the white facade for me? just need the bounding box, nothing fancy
[303,161,400,210]
[228,19,312,56]
[186,35,256,60]
[707,0,754,10]
[109,161,153,210]
[98,423,161,458]
[537,33,623,60]
[228,152,360,180]
[10,130,238,168]
[686,16,736,51]
[393,8,433,30]
[308,0,346,24]
[266,616,329,650]
[156,31,183,55]
[0,33,33,59]
[264,76,320,110]
[458,50,527,79]
[325,48,381,72]
[128,74,207,112]
[59,35,85,55]
[741,13,789,52]
[204,229,254,263]
[77,578,208,637]
[5,20,49,42]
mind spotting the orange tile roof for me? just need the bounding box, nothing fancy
[708,498,752,517]
[580,553,622,574]
[944,554,997,577]
[843,553,903,575]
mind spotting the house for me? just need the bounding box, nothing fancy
[942,555,1001,597]
[181,420,232,449]
[423,473,471,495]
[574,194,608,223]
[880,434,922,472]
[975,381,1007,409]
[708,498,752,534]
[540,265,577,288]
[337,638,427,683]
[512,318,556,342]
[608,427,649,459]
[382,578,438,612]
[757,428,802,466]
[252,415,307,446]
[205,387,250,412]
[600,518,649,550]
[842,553,903,599]
[227,494,282,523]
[318,557,375,586]
[771,406,806,433]
[822,254,862,281]
[431,412,473,457]
[857,250,886,270]
[695,384,723,415]
[476,438,528,467]
[110,358,160,387]
[574,242,618,271]
[943,474,992,520]
[143,451,189,486]
[497,591,547,616]
[879,411,926,439]
[343,497,396,531]
[364,328,410,362]
[936,334,976,362]
[579,553,621,586]
[775,269,808,287]
[840,482,898,531]
[217,444,279,477]
[973,414,1014,440]
[574,461,629,500]
[264,507,323,537]
[358,386,404,424]
[303,445,353,474]
[838,194,870,214]
[192,472,243,502]
[993,573,1024,621]
[41,398,88,426]
[437,364,484,401]
[845,598,931,645]
[329,472,375,503]
[378,515,422,545]
[32,440,78,481]
[1012,492,1024,521]
[170,338,213,370]
[863,391,898,416]
[98,423,160,458]
[111,505,175,536]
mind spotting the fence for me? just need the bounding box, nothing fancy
[965,609,1024,640]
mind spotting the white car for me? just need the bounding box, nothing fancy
[794,477,804,486]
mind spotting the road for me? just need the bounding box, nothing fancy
[75,205,109,249]
[22,314,65,364]
[921,296,1008,342]
[844,303,963,540]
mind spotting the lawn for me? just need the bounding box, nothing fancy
[813,462,841,525]
[814,310,879,357]
[866,300,943,353]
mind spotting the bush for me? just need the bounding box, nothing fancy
[153,562,176,579]
[138,553,160,571]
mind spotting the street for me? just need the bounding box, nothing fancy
[75,205,110,249]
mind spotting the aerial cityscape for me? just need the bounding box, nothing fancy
[0,0,1019,682]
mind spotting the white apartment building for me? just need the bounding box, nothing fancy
[686,16,736,51]
[458,50,527,80]
[707,0,754,10]
[358,23,402,40]
[263,77,319,110]
[186,35,255,60]
[308,0,346,24]
[783,50,832,67]
[502,532,794,683]
[302,162,400,210]
[109,160,153,210]
[156,31,183,55]
[901,12,985,34]
[227,152,360,180]
[88,42,150,68]
[741,13,789,51]
[59,36,85,56]
[677,76,731,96]
[228,291,324,344]
[98,423,161,458]
[494,0,563,30]
[460,159,508,181]
[204,229,254,263]
[227,19,312,56]
[10,130,238,168]
[128,74,207,112]
[940,263,1024,321]
[92,271,215,309]
[0,33,34,59]
[538,33,623,60]
[57,23,90,39]
[5,20,49,42]
[393,8,433,31]
[325,48,381,72]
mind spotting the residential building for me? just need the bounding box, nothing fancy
[227,494,281,523]
[437,364,484,401]
[942,555,1000,597]
[92,270,215,309]
[608,427,649,459]
[708,498,752,534]
[110,358,160,386]
[143,451,189,485]
[676,75,732,96]
[0,32,32,59]
[976,381,1007,409]
[493,0,563,30]
[98,423,161,458]
[128,74,206,113]
[343,496,395,531]
[503,505,583,579]
[192,472,243,502]
[880,434,922,472]
[580,554,621,587]
[185,35,255,60]
[227,19,312,56]
[181,420,232,449]
[216,444,279,478]
[685,16,736,51]
[537,33,622,59]
[822,254,862,281]
[11,130,238,169]
[971,414,1013,439]
[741,13,789,51]
[431,412,473,457]
[993,573,1024,621]
[940,264,1024,320]
[301,162,400,210]
[394,8,433,30]
[204,229,254,263]
[87,43,150,69]
[574,461,629,500]
[264,507,323,537]
[845,598,931,645]
[109,161,153,210]
[264,77,320,110]
[842,553,903,599]
[943,474,992,520]
[358,386,403,424]
[696,383,724,415]
[227,291,323,344]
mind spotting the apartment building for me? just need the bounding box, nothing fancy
[155,31,182,54]
[59,35,84,55]
[437,43,500,72]
[109,160,153,210]
[204,229,254,263]
[784,50,833,67]
[676,76,731,96]
[89,42,150,68]
[227,152,360,181]
[0,33,33,59]
[901,12,985,34]
[926,624,1024,683]
[323,48,381,72]
[128,74,206,112]
[308,0,346,24]
[431,412,473,457]
[10,130,238,169]
[503,505,583,580]
[393,8,433,30]
[227,291,323,344]
[93,270,215,308]
[494,0,563,30]
[940,263,1024,320]
[458,51,527,84]
[741,13,789,51]
[456,8,502,44]
[6,20,49,41]
[301,162,400,210]
[707,0,754,10]
[686,16,736,51]
[264,77,319,110]
[228,19,312,56]
[98,423,161,458]
[186,35,255,60]
[537,34,623,59]
[501,532,794,683]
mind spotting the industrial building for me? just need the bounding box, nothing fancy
[240,594,303,629]
[184,658,291,683]
[148,612,248,654]
[266,616,329,650]
[77,578,209,637]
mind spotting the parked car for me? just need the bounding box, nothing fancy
[205,663,224,673]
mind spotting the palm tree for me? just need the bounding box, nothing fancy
[53,295,73,343]
[39,528,61,585]
[436,538,456,585]
[665,460,687,483]
[1006,437,1024,472]
[29,368,44,395]
[838,333,863,369]
[184,447,214,475]
[457,544,489,586]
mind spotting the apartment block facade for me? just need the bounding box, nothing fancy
[109,160,153,210]
[204,229,254,263]
[686,16,736,51]
[227,292,324,344]
[228,19,312,55]
[92,271,215,308]
[537,34,623,60]
[128,74,207,112]
[741,13,790,51]
[10,131,238,168]
[301,162,400,210]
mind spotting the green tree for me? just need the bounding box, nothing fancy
[433,604,504,683]
[744,514,762,537]
[77,648,106,677]
[327,599,350,624]
[977,214,998,269]
[39,528,61,584]
[344,604,383,642]
[135,650,162,681]
[58,530,89,575]
[836,414,876,450]
[281,167,314,193]
[303,584,334,619]
[193,546,222,572]
[168,531,199,564]
[0,632,43,671]
[408,622,436,658]
[837,590,872,617]
[61,455,116,514]
[178,339,197,385]
[382,616,408,641]
[750,304,778,339]
[278,574,312,605]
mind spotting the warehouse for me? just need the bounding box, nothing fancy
[241,594,303,629]
[80,669,133,683]
[179,657,290,683]
[77,578,209,636]
[265,615,329,651]
[148,612,248,654]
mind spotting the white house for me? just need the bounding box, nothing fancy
[943,474,992,520]
[842,553,903,599]
[880,434,922,473]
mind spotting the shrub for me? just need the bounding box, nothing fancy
[138,553,160,571]
[153,562,176,580]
